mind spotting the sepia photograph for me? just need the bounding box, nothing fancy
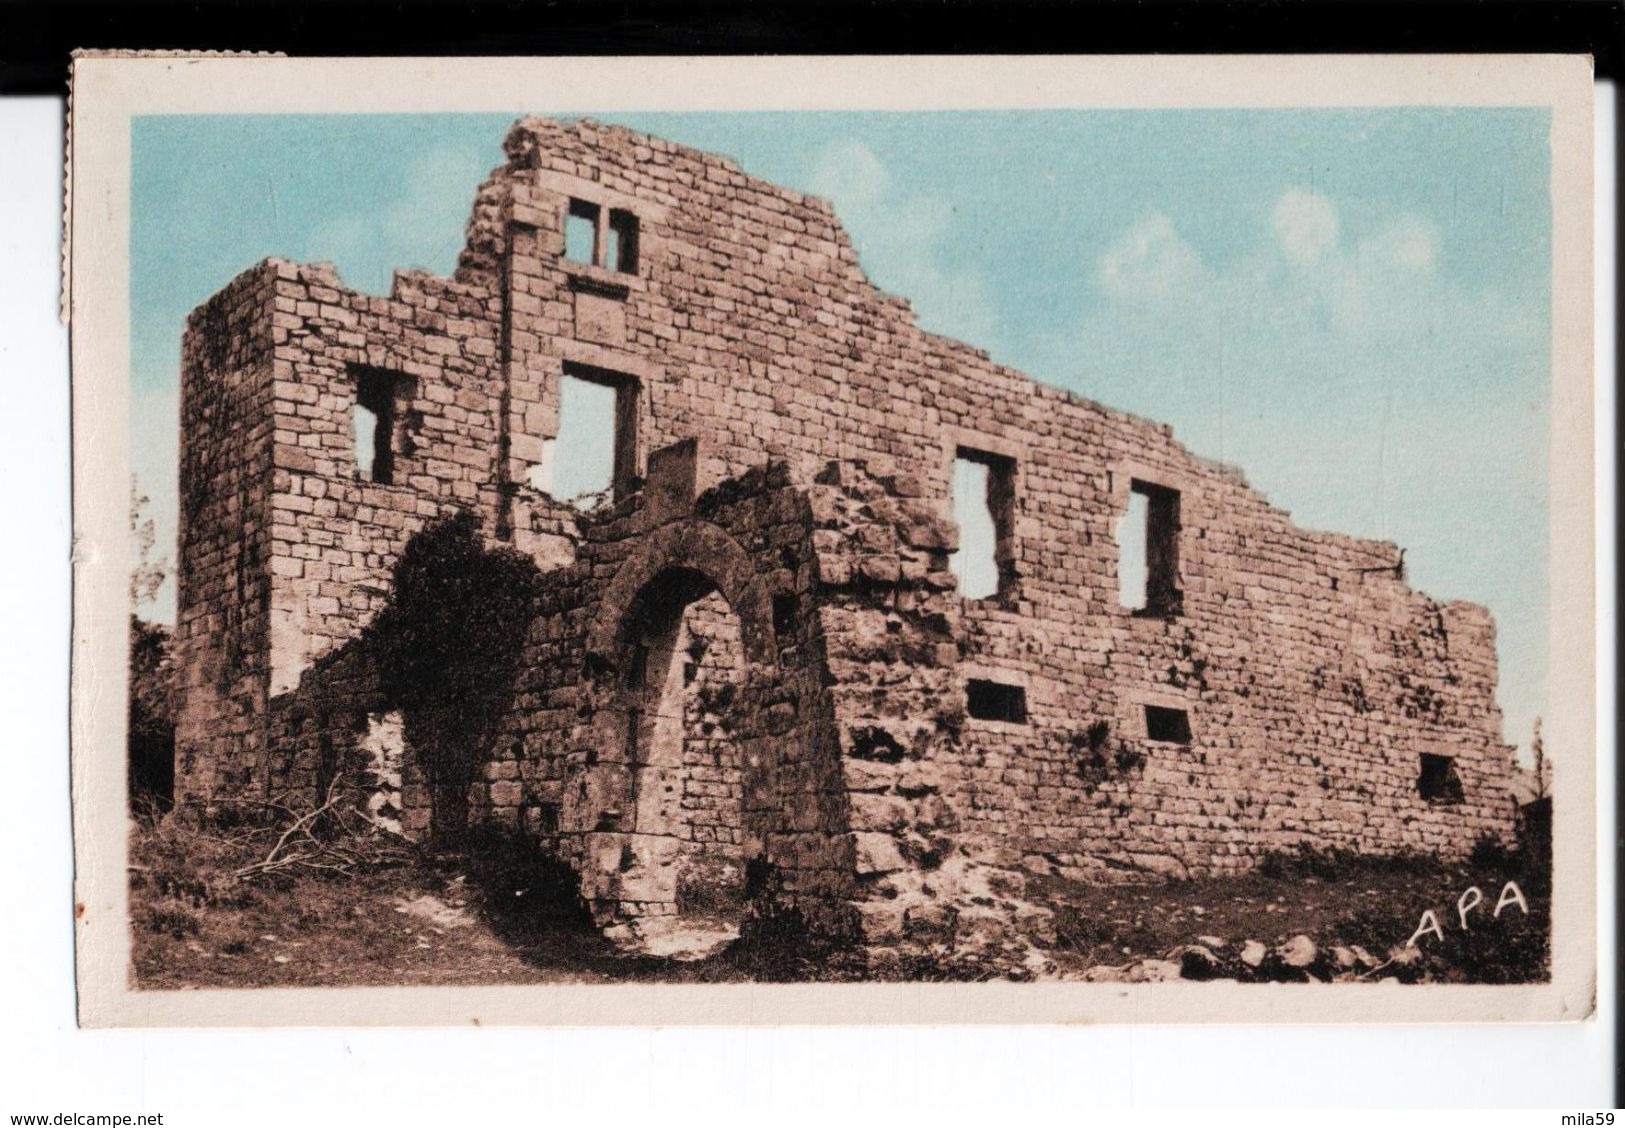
[66,54,1596,1025]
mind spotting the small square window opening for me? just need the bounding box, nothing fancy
[1143,704,1191,744]
[1418,753,1464,804]
[564,199,640,275]
[966,678,1028,724]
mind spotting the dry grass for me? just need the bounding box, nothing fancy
[128,816,834,988]
[129,811,1549,988]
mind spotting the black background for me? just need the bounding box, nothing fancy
[0,0,1620,94]
[1,0,1619,1106]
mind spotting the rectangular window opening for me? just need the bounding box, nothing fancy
[1418,753,1464,804]
[1118,478,1182,616]
[772,593,798,639]
[552,366,639,505]
[564,199,600,265]
[951,448,1016,600]
[966,678,1028,724]
[353,367,410,484]
[1143,704,1192,745]
[607,209,640,274]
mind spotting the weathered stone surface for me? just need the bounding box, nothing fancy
[1130,959,1184,983]
[1349,944,1381,970]
[1276,934,1320,969]
[852,831,907,875]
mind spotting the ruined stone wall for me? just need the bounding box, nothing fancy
[927,374,1518,879]
[262,646,388,815]
[176,115,1516,886]
[261,260,507,699]
[448,117,1517,874]
[451,117,938,493]
[479,459,861,937]
[174,264,279,802]
[802,460,1055,972]
[180,253,580,804]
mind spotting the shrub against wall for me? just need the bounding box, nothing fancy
[129,615,176,809]
[366,512,542,846]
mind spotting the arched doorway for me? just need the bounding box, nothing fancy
[617,567,752,955]
[575,519,785,956]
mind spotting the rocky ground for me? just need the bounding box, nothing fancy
[129,814,1548,989]
[1024,846,1549,984]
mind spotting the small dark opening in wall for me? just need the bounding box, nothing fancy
[966,678,1027,724]
[352,366,416,485]
[848,725,906,763]
[565,198,600,265]
[744,855,772,899]
[772,593,797,639]
[1418,753,1464,804]
[128,717,174,812]
[1144,704,1191,744]
[607,209,639,274]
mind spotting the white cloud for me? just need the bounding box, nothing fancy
[804,140,999,349]
[806,139,891,208]
[1099,213,1206,301]
[1271,188,1340,266]
[1359,213,1439,273]
[1080,190,1539,450]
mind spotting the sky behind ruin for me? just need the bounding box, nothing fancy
[130,108,1551,755]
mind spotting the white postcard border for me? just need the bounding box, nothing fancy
[67,52,1598,1027]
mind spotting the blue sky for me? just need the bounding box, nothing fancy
[130,109,1551,754]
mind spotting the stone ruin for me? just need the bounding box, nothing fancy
[171,116,1519,974]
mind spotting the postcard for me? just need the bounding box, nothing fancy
[67,53,1595,1025]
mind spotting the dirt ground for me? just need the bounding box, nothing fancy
[128,815,1549,989]
[128,818,824,988]
[1027,848,1549,983]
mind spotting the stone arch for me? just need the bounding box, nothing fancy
[570,519,788,952]
[587,519,778,673]
[621,577,750,930]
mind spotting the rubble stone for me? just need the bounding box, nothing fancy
[1276,934,1320,969]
